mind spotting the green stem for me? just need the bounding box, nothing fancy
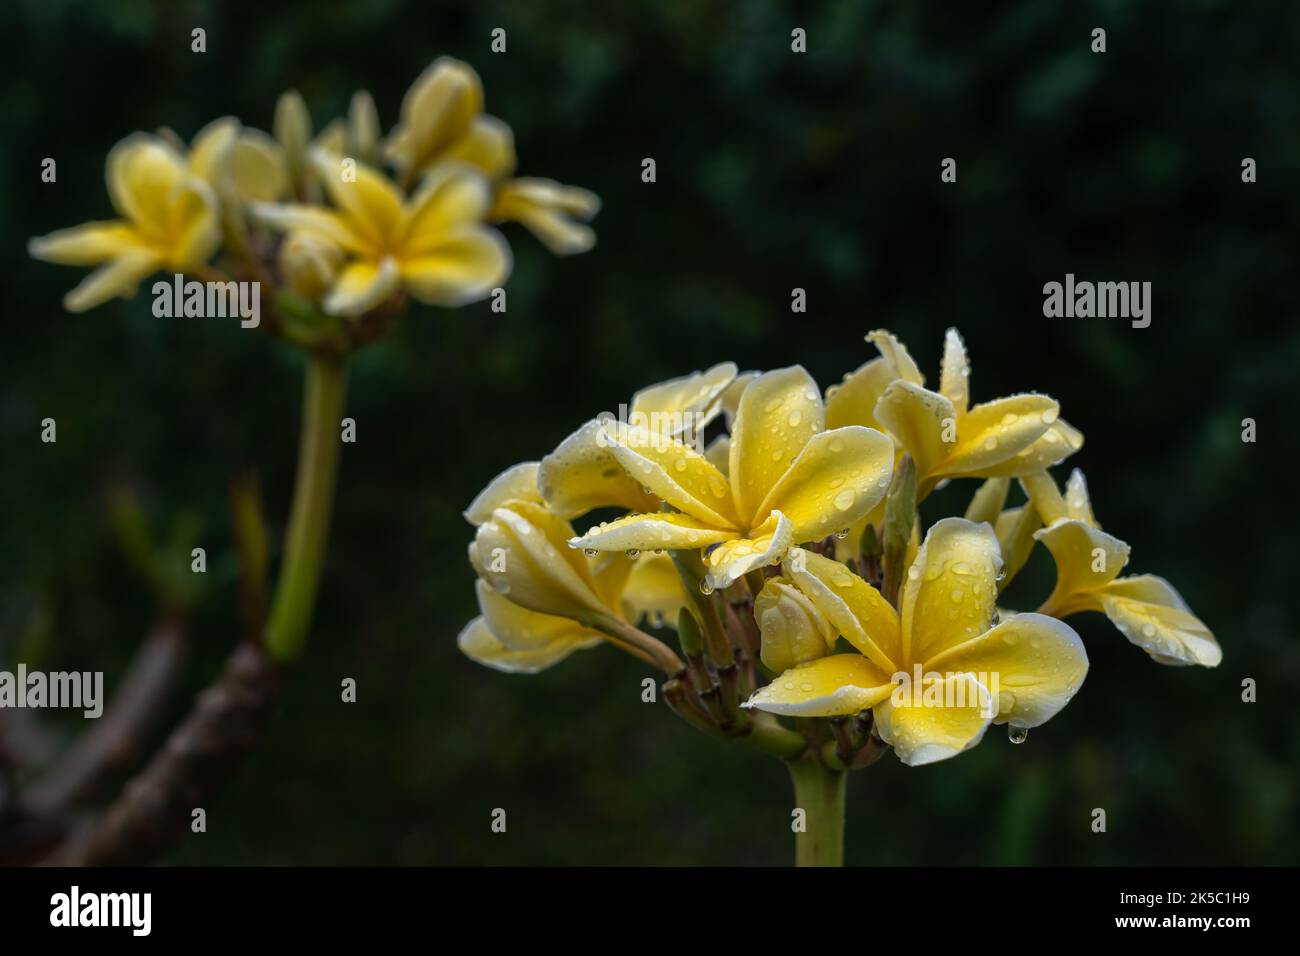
[787,756,847,867]
[264,356,349,661]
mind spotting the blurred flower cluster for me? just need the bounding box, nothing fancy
[29,58,599,320]
[462,328,1220,767]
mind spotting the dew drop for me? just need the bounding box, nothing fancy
[584,548,598,557]
[700,580,715,596]
[833,489,855,511]
[834,528,849,539]
[1008,725,1029,745]
[627,549,641,559]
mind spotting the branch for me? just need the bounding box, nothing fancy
[48,641,280,866]
[26,618,188,814]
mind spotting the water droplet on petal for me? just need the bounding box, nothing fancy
[1008,725,1029,745]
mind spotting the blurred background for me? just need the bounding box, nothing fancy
[2,0,1297,865]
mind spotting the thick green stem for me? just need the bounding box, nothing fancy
[787,756,847,867]
[264,356,349,661]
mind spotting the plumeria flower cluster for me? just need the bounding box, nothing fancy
[29,57,598,331]
[461,328,1220,779]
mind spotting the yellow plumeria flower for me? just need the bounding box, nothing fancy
[744,520,1089,765]
[253,153,510,316]
[385,57,600,255]
[539,362,740,520]
[29,132,223,311]
[568,366,897,591]
[856,328,1083,497]
[460,462,684,672]
[1024,469,1221,667]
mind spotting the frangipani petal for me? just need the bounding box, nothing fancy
[1063,468,1096,524]
[444,115,517,180]
[926,612,1089,727]
[187,117,240,189]
[901,517,1001,666]
[571,511,737,553]
[311,151,405,247]
[28,222,143,265]
[464,461,542,526]
[629,361,737,431]
[620,553,686,629]
[1097,575,1221,667]
[782,548,902,674]
[865,329,925,386]
[873,673,994,766]
[975,418,1084,477]
[1035,518,1130,606]
[323,256,402,316]
[743,653,894,717]
[229,130,290,203]
[403,165,493,250]
[387,57,483,176]
[704,511,795,590]
[458,617,591,674]
[539,419,660,520]
[938,327,970,415]
[729,366,825,524]
[492,178,602,255]
[947,394,1058,475]
[475,580,600,654]
[106,135,190,231]
[252,203,367,254]
[757,425,895,543]
[873,381,955,483]
[399,227,511,306]
[602,423,740,528]
[63,249,163,312]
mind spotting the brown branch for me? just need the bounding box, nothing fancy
[49,641,281,866]
[26,618,188,815]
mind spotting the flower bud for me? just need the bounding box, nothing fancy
[755,577,836,674]
[273,89,312,195]
[278,233,343,301]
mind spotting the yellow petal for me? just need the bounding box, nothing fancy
[476,580,600,653]
[1034,518,1130,609]
[975,418,1084,478]
[755,577,837,672]
[629,361,737,434]
[444,115,517,180]
[718,371,758,428]
[900,517,1001,666]
[538,419,660,520]
[602,422,740,528]
[743,653,894,717]
[251,202,367,253]
[399,228,511,306]
[311,151,404,248]
[865,329,924,385]
[571,511,737,553]
[389,57,483,175]
[1097,575,1221,667]
[781,547,901,674]
[704,435,730,475]
[458,616,593,674]
[728,366,825,525]
[757,425,895,543]
[187,117,239,188]
[825,358,897,431]
[873,381,955,483]
[62,248,163,312]
[106,135,189,231]
[29,221,143,265]
[938,327,970,415]
[947,394,1057,476]
[475,502,606,622]
[229,130,290,203]
[620,553,687,629]
[1063,468,1096,524]
[926,612,1088,727]
[403,166,492,251]
[704,511,795,590]
[492,178,601,255]
[873,673,994,766]
[464,461,541,526]
[322,256,402,317]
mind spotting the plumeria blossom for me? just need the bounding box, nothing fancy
[29,132,225,311]
[1024,469,1221,667]
[384,57,600,254]
[744,521,1090,766]
[539,362,741,520]
[848,328,1083,498]
[567,366,896,591]
[253,153,510,316]
[461,462,685,672]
